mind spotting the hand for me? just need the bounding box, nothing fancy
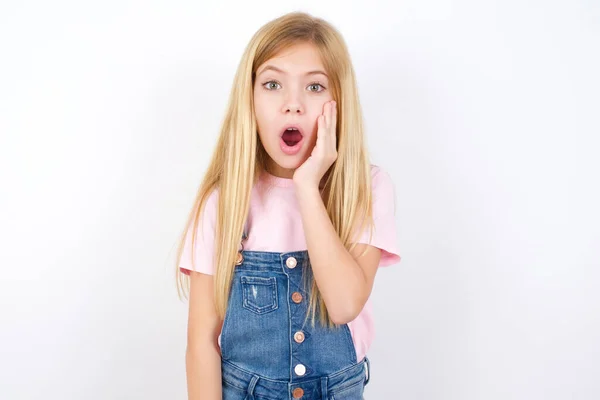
[293,100,338,189]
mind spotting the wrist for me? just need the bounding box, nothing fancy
[293,180,320,194]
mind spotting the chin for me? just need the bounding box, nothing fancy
[264,151,305,172]
[261,133,312,170]
[272,155,304,169]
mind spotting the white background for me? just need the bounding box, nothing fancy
[1,1,599,399]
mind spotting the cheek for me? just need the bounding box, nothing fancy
[307,109,323,131]
[308,97,332,119]
[254,94,276,123]
[253,94,269,129]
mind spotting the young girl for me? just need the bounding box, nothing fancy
[176,11,401,400]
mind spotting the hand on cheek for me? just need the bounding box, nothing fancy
[292,100,338,189]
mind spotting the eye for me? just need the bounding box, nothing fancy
[308,83,326,93]
[262,80,327,93]
[263,80,281,90]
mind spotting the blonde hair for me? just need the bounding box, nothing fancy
[175,11,374,328]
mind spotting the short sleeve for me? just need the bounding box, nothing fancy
[179,189,219,276]
[354,166,401,267]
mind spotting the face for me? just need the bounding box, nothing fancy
[253,42,334,178]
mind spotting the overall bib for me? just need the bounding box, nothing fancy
[220,230,370,400]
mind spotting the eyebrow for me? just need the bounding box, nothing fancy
[257,65,328,78]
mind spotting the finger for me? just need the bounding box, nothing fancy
[326,101,334,141]
[317,115,325,142]
[331,101,337,135]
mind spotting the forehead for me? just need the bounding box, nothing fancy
[256,42,327,77]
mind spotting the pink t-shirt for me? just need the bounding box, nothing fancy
[180,164,401,362]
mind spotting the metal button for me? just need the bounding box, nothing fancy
[286,256,297,269]
[292,387,304,398]
[294,364,306,376]
[291,292,303,303]
[294,331,305,343]
[235,252,243,265]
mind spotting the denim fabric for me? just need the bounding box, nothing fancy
[220,245,370,400]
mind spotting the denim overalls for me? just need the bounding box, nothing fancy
[220,228,370,400]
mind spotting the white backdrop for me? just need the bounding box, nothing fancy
[1,1,599,399]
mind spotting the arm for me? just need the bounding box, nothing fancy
[292,101,381,325]
[295,185,381,325]
[186,271,223,400]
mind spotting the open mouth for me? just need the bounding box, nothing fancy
[279,125,304,155]
[281,127,303,146]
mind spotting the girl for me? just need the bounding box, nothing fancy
[176,11,401,400]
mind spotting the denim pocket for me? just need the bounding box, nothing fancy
[241,276,278,314]
[221,378,247,400]
[329,379,366,400]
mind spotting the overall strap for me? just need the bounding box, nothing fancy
[240,218,249,248]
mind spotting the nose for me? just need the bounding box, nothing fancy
[285,104,302,114]
[282,90,304,115]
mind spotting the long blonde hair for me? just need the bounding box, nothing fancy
[175,11,374,328]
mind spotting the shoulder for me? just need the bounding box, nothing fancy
[191,187,219,231]
[206,187,219,205]
[368,164,395,197]
[353,164,402,266]
[179,187,220,275]
[201,187,219,214]
[368,163,392,182]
